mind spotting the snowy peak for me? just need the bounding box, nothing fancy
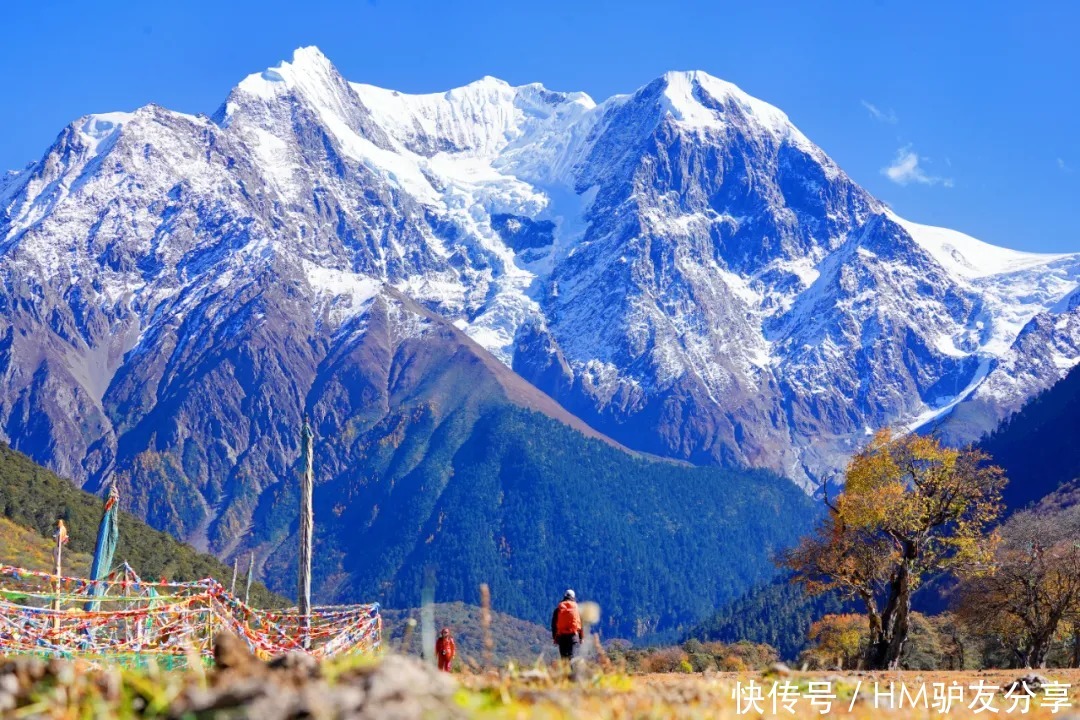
[651,70,820,153]
[222,45,384,143]
[233,45,340,102]
[350,75,596,160]
[661,71,782,128]
[222,48,823,179]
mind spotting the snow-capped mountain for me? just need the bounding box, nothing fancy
[1,45,1078,518]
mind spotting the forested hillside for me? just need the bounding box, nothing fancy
[0,516,92,576]
[686,579,850,660]
[978,363,1080,509]
[0,442,284,607]
[291,406,818,639]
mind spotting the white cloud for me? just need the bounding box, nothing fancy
[861,100,898,124]
[882,146,953,187]
[1058,158,1073,174]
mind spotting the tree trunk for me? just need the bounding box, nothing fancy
[1017,627,1056,669]
[866,561,913,670]
[1024,606,1068,669]
[1072,628,1080,668]
[1028,632,1054,669]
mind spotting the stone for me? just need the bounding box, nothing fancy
[267,650,322,681]
[1004,674,1051,694]
[213,631,259,672]
[769,662,792,677]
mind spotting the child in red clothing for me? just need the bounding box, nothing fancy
[435,627,456,672]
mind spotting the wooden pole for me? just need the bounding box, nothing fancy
[480,583,493,670]
[299,417,314,649]
[245,552,254,605]
[52,520,64,632]
[122,564,131,644]
[230,557,238,595]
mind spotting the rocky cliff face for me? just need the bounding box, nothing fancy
[1,46,1077,536]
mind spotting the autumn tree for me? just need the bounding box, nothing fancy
[929,612,976,670]
[783,431,1005,670]
[897,612,940,669]
[801,613,868,670]
[956,495,1080,668]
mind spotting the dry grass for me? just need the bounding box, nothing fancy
[457,668,1080,719]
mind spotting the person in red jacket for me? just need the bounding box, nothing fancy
[435,627,456,672]
[551,589,584,659]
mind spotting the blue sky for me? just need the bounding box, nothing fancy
[2,0,1077,252]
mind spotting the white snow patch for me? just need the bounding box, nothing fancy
[302,261,382,324]
[776,257,821,289]
[248,128,296,193]
[891,212,1072,280]
[385,298,431,341]
[933,334,969,358]
[77,112,135,156]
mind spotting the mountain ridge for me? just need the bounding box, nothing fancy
[0,47,1077,592]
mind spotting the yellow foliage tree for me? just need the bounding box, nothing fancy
[783,431,1005,669]
[802,613,869,670]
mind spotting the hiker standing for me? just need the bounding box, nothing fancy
[435,627,456,672]
[551,589,583,659]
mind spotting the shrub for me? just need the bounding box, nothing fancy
[682,638,705,655]
[631,639,780,674]
[719,655,748,672]
[688,652,715,672]
[724,640,779,669]
[639,648,690,674]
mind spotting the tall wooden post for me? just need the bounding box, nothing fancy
[230,557,238,595]
[245,552,254,605]
[298,416,314,649]
[122,564,132,644]
[480,583,496,670]
[52,519,65,632]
